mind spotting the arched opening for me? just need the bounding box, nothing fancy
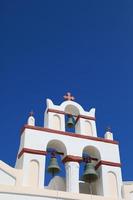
[65,104,80,133]
[53,115,61,130]
[79,146,101,195]
[84,121,93,136]
[28,160,39,187]
[44,140,67,191]
[108,172,118,198]
[83,146,101,160]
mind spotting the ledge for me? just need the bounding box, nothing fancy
[0,185,119,200]
[18,148,47,159]
[21,125,118,145]
[95,160,121,170]
[17,148,121,169]
[47,108,96,121]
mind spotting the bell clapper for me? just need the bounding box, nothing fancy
[52,169,55,177]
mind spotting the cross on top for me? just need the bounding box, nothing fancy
[63,92,75,101]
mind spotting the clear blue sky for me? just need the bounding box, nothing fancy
[0,0,133,182]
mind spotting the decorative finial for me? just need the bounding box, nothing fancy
[104,126,113,140]
[27,110,35,126]
[63,92,75,101]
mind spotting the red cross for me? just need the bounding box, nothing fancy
[63,92,75,101]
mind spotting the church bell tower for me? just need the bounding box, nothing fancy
[15,92,123,198]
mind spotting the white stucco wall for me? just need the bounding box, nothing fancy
[122,182,133,200]
[1,98,129,200]
[17,128,120,161]
[0,169,16,186]
[14,127,122,197]
[0,186,122,200]
[0,182,132,200]
[0,160,23,187]
[0,193,55,200]
[44,99,97,137]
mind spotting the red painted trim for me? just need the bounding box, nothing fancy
[18,148,47,159]
[75,115,80,124]
[21,125,118,145]
[18,148,121,170]
[62,155,98,163]
[47,109,65,115]
[62,156,121,169]
[62,155,82,163]
[95,160,121,170]
[78,114,95,121]
[75,115,96,124]
[47,109,96,121]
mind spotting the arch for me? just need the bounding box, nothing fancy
[45,140,67,187]
[107,171,118,197]
[84,120,93,136]
[65,104,80,116]
[79,146,101,195]
[28,160,39,187]
[46,139,67,157]
[64,105,80,133]
[61,101,84,114]
[53,114,61,130]
[82,145,101,160]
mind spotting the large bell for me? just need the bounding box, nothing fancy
[47,155,61,176]
[83,161,98,183]
[66,114,75,128]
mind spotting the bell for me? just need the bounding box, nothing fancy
[83,161,98,183]
[47,155,61,176]
[66,115,75,128]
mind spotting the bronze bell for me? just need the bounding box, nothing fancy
[83,161,98,183]
[47,154,61,176]
[66,114,75,128]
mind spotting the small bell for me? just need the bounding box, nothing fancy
[66,114,75,128]
[83,161,98,183]
[47,153,61,177]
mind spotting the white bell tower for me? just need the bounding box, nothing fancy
[44,92,97,136]
[14,92,123,198]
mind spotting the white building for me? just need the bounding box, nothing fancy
[0,92,132,200]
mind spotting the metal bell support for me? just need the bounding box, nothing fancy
[83,161,98,183]
[66,114,75,128]
[47,152,61,177]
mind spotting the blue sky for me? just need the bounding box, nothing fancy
[0,0,133,182]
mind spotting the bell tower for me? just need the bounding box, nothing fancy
[44,92,97,136]
[15,93,123,198]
